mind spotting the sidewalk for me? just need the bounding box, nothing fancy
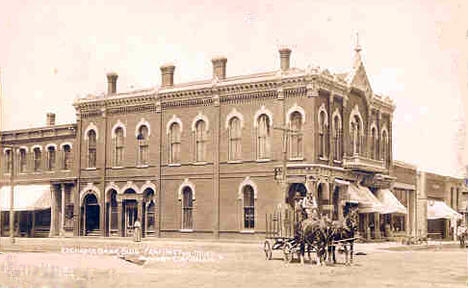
[0,236,460,254]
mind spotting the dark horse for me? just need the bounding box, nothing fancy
[296,218,328,265]
[327,209,358,265]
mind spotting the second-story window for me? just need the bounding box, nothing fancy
[319,111,328,158]
[114,127,124,167]
[19,149,27,173]
[169,123,181,164]
[194,120,207,162]
[87,130,97,168]
[62,144,72,170]
[351,115,362,155]
[33,147,41,172]
[382,130,388,164]
[333,115,342,161]
[257,114,271,159]
[228,117,242,161]
[137,125,149,166]
[4,149,12,174]
[371,127,379,160]
[47,146,56,171]
[290,111,303,159]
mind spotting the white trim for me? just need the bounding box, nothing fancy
[80,183,101,204]
[166,115,183,135]
[253,105,273,128]
[349,105,364,135]
[45,143,58,150]
[332,108,342,131]
[238,177,258,200]
[16,146,28,153]
[191,112,210,132]
[225,108,244,129]
[111,120,127,139]
[105,181,120,196]
[286,104,306,125]
[60,142,73,150]
[121,181,140,194]
[318,103,329,129]
[140,181,157,194]
[135,118,151,138]
[84,123,99,140]
[178,178,196,200]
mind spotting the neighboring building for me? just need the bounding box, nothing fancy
[0,113,77,237]
[1,45,406,240]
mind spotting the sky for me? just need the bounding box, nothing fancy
[0,0,467,177]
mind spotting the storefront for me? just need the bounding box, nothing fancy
[0,184,52,237]
[427,199,462,239]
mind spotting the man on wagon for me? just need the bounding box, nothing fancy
[301,193,318,220]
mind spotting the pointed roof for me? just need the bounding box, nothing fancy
[346,33,373,96]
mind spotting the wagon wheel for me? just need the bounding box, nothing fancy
[264,240,272,260]
[283,242,293,264]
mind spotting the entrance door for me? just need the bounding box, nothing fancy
[124,201,137,237]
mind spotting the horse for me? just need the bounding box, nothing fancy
[296,217,328,266]
[326,209,358,265]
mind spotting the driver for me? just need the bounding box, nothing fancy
[301,193,318,220]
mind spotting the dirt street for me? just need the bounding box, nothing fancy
[0,241,466,288]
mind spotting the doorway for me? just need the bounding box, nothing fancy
[124,200,138,237]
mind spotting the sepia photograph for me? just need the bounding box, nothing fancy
[0,0,467,287]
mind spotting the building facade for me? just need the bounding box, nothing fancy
[1,46,437,241]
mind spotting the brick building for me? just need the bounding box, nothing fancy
[1,46,415,240]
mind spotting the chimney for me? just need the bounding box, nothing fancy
[46,113,56,126]
[211,56,227,80]
[279,48,292,71]
[106,72,118,94]
[160,64,175,87]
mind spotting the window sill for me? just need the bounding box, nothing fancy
[319,157,329,161]
[256,159,271,163]
[240,230,255,234]
[85,167,97,171]
[333,160,342,164]
[61,169,71,172]
[136,164,149,168]
[168,163,181,167]
[192,162,208,166]
[112,166,124,170]
[288,157,304,161]
[227,160,243,164]
[180,229,193,233]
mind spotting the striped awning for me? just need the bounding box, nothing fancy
[376,189,408,215]
[0,184,51,211]
[346,184,386,213]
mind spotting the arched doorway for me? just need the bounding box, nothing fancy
[143,188,156,237]
[106,190,118,236]
[123,189,138,237]
[286,183,307,209]
[82,194,100,236]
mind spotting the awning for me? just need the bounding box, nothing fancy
[346,184,385,213]
[334,179,350,186]
[0,185,51,211]
[376,189,408,215]
[427,200,462,220]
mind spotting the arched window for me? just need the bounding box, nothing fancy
[87,130,97,168]
[382,130,388,164]
[257,114,271,159]
[228,117,242,161]
[333,115,342,161]
[114,127,124,167]
[19,149,27,173]
[4,149,12,174]
[169,123,181,163]
[182,187,193,230]
[47,146,56,171]
[62,145,72,170]
[194,120,207,162]
[137,125,149,166]
[33,147,42,172]
[351,115,362,155]
[319,111,328,158]
[290,111,303,159]
[371,127,378,160]
[243,185,255,229]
